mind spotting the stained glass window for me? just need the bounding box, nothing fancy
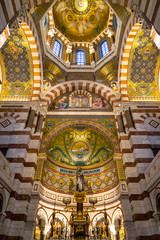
[76,50,86,65]
[52,40,62,57]
[100,40,109,58]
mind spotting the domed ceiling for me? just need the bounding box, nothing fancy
[53,0,109,42]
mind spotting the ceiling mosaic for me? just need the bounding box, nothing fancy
[0,28,33,101]
[42,158,119,194]
[53,0,109,42]
[128,29,160,101]
[41,117,119,169]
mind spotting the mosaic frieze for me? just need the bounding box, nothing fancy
[48,92,112,111]
[41,159,119,194]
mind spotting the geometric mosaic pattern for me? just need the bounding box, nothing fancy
[128,29,160,101]
[0,28,33,101]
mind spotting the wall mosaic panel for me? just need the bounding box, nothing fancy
[48,92,112,111]
[0,28,33,101]
[41,159,119,194]
[128,29,160,101]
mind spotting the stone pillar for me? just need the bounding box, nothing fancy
[89,44,95,66]
[125,108,135,129]
[66,44,72,65]
[120,195,136,240]
[47,29,56,46]
[117,113,125,133]
[23,195,40,240]
[106,28,115,48]
[35,114,44,133]
[26,109,35,128]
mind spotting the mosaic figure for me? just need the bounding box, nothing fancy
[92,96,106,109]
[57,96,69,109]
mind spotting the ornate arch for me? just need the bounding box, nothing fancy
[40,80,120,108]
[119,17,142,102]
[19,20,41,101]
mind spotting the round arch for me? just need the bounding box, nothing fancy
[40,80,120,108]
[119,18,142,102]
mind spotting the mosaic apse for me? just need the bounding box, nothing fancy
[47,127,113,167]
[41,117,119,169]
[128,29,160,101]
[0,28,33,101]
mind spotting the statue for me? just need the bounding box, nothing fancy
[76,168,84,192]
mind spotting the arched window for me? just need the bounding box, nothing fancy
[100,40,109,58]
[52,39,62,58]
[113,15,118,31]
[156,194,160,211]
[76,50,86,65]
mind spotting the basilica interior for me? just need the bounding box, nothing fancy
[0,0,160,240]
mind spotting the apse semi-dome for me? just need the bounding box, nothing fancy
[46,126,114,168]
[53,0,109,42]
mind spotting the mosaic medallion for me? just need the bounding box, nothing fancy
[71,141,89,159]
[136,83,150,96]
[10,83,25,96]
[72,0,91,15]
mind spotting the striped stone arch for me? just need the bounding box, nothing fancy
[119,16,142,102]
[40,80,120,108]
[18,17,42,101]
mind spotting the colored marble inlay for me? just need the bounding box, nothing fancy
[128,29,160,101]
[0,28,33,101]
